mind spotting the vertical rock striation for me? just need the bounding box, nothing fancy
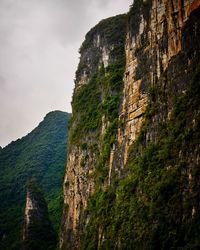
[115,0,200,170]
[60,15,126,249]
[22,181,56,250]
[61,1,200,249]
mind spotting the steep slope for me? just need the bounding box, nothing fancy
[60,14,127,249]
[61,1,200,249]
[0,111,71,249]
[22,180,56,250]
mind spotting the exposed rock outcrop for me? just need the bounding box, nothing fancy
[113,0,200,169]
[60,14,126,249]
[61,1,200,249]
[22,181,56,250]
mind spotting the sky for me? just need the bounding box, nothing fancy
[0,0,132,147]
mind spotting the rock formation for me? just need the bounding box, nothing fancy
[60,14,127,249]
[61,1,200,249]
[22,181,56,250]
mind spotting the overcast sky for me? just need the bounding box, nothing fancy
[0,0,132,147]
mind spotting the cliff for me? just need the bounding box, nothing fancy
[61,1,200,249]
[0,111,70,249]
[22,181,56,250]
[60,14,127,249]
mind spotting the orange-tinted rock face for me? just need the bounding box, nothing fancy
[113,0,199,168]
[60,146,96,248]
[61,1,200,249]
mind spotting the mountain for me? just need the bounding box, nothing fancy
[0,111,71,249]
[61,1,200,249]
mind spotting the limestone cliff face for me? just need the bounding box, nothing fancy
[60,15,126,249]
[61,1,200,249]
[23,190,36,239]
[114,0,200,171]
[22,182,56,250]
[75,15,126,89]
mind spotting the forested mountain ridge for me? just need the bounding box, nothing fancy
[0,111,71,249]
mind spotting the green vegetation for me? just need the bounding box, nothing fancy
[71,59,125,148]
[0,111,71,250]
[68,16,127,199]
[70,58,125,188]
[76,14,126,87]
[79,14,126,54]
[63,14,128,250]
[80,62,200,249]
[23,180,56,250]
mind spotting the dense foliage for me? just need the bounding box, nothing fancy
[69,16,127,188]
[64,3,200,249]
[81,62,200,249]
[60,15,127,250]
[0,111,70,249]
[71,60,125,147]
[23,180,56,250]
